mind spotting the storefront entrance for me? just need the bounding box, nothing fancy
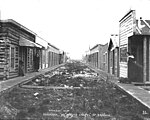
[128,35,144,82]
[20,47,27,73]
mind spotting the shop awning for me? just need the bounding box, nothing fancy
[19,37,42,48]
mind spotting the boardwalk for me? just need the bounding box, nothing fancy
[0,64,63,93]
[87,64,150,110]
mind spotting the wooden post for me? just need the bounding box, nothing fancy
[50,52,52,67]
[98,46,100,69]
[143,37,147,83]
[113,50,115,75]
[93,53,95,67]
[108,50,110,73]
[92,54,94,67]
[117,47,119,77]
[96,52,98,68]
[149,37,150,82]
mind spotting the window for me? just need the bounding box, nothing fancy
[27,48,33,68]
[10,47,15,70]
[120,46,127,62]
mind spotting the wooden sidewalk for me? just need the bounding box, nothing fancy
[87,64,150,110]
[0,64,63,94]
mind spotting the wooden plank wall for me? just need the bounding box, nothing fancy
[0,36,6,79]
[0,23,20,79]
[119,10,136,78]
[0,22,36,79]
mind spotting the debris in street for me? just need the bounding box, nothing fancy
[0,62,150,120]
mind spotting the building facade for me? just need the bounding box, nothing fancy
[85,9,150,83]
[0,19,66,80]
[86,43,108,71]
[119,9,150,83]
[0,19,42,79]
[108,34,119,77]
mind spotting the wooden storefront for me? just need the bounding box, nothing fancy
[19,33,42,73]
[59,51,64,64]
[0,19,42,80]
[35,36,48,69]
[119,9,150,83]
[101,43,108,72]
[19,38,34,73]
[88,44,99,68]
[0,20,22,79]
[108,35,119,77]
[47,43,61,68]
[87,44,108,71]
[119,10,135,78]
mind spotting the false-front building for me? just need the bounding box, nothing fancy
[119,9,150,83]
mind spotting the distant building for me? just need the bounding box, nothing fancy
[86,43,108,71]
[108,34,119,77]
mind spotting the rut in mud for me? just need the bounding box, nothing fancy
[0,61,150,120]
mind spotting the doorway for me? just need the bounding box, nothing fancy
[128,36,143,82]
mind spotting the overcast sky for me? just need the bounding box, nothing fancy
[0,0,150,59]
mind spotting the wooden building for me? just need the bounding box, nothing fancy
[101,43,108,72]
[119,9,150,83]
[108,34,119,77]
[35,36,65,68]
[88,44,99,68]
[47,43,61,68]
[35,36,48,69]
[59,50,67,64]
[0,19,42,80]
[86,43,108,71]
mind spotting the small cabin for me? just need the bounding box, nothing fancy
[0,19,42,80]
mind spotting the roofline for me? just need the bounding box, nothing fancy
[90,44,99,51]
[48,43,59,50]
[0,19,36,35]
[90,43,105,51]
[103,43,108,46]
[119,9,135,22]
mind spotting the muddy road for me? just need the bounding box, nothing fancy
[0,61,150,120]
